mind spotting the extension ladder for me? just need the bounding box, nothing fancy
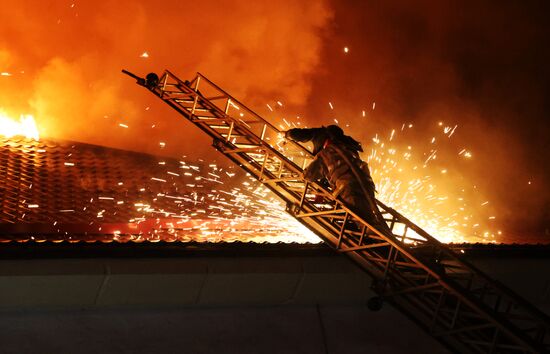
[123,69,550,353]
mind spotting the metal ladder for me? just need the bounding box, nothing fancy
[123,69,550,353]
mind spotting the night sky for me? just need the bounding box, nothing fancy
[0,0,548,242]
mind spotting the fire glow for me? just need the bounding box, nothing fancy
[277,115,498,244]
[0,110,39,140]
[0,102,497,244]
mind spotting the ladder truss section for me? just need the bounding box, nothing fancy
[125,69,550,353]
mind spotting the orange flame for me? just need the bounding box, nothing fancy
[0,110,39,140]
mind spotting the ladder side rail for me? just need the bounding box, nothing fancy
[192,71,315,157]
[336,217,544,352]
[342,243,492,352]
[154,80,306,181]
[160,72,315,176]
[164,70,313,160]
[375,204,550,351]
[377,199,550,332]
[294,191,513,346]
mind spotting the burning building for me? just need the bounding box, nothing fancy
[1,1,549,351]
[1,69,549,353]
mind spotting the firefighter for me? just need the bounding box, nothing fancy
[285,125,391,235]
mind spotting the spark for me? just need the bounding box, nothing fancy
[119,123,128,128]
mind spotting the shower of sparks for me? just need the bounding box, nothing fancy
[120,162,322,244]
[359,121,497,243]
[250,105,497,243]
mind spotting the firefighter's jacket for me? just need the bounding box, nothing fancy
[285,127,381,227]
[285,128,374,196]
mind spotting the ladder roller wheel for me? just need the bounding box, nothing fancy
[367,296,384,311]
[145,73,159,89]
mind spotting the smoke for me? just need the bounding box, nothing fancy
[0,0,332,156]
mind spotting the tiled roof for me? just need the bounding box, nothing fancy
[0,137,317,244]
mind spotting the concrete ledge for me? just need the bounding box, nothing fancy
[0,255,374,310]
[1,251,549,313]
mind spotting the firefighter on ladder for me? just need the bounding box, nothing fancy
[285,125,391,236]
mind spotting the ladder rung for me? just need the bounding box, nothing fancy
[221,134,246,138]
[338,242,390,253]
[295,209,346,218]
[262,177,302,183]
[194,116,225,121]
[224,147,264,154]
[234,143,261,149]
[173,98,194,103]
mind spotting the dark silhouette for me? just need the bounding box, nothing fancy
[285,125,390,235]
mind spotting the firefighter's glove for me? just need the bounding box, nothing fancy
[284,130,291,139]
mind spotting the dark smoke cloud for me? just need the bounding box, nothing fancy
[301,0,549,241]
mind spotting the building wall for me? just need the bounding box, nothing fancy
[1,249,548,354]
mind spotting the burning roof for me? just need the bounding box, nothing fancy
[0,137,319,244]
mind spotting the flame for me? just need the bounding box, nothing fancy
[0,110,39,140]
